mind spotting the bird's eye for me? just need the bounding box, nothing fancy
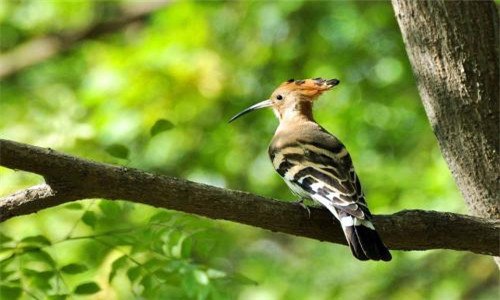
[276,95,283,100]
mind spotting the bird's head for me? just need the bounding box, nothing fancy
[229,78,340,123]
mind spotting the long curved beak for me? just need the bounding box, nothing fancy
[228,99,272,123]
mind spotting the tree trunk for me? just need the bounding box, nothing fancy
[391,0,499,265]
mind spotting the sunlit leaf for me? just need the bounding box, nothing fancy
[109,255,128,283]
[150,119,175,136]
[0,248,15,261]
[22,249,56,267]
[149,211,173,224]
[98,200,121,218]
[60,263,88,274]
[167,231,183,258]
[193,270,209,285]
[24,269,54,290]
[73,282,101,295]
[20,235,51,246]
[0,233,13,244]
[105,144,130,159]
[206,268,226,279]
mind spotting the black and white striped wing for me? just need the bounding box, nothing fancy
[268,135,392,261]
[269,140,370,221]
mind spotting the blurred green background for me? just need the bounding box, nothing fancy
[0,1,497,299]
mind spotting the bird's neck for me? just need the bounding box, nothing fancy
[275,101,318,134]
[276,101,315,124]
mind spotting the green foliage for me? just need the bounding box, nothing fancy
[60,264,88,275]
[105,144,130,160]
[0,203,246,299]
[0,1,497,299]
[73,282,100,295]
[150,119,175,137]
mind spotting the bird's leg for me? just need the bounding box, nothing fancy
[295,198,311,219]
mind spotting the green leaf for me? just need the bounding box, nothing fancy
[140,275,159,299]
[22,249,56,267]
[181,236,193,258]
[47,295,69,300]
[170,233,187,258]
[193,270,209,285]
[0,270,15,281]
[142,259,164,274]
[127,266,141,282]
[105,144,130,159]
[20,235,51,246]
[0,285,22,299]
[153,269,175,283]
[109,255,128,283]
[163,259,184,273]
[150,119,175,136]
[73,282,101,295]
[63,203,83,210]
[22,269,55,278]
[0,247,14,260]
[182,272,198,298]
[149,211,173,223]
[24,270,54,290]
[98,200,121,218]
[0,233,13,244]
[231,272,257,286]
[206,268,226,279]
[60,263,88,274]
[81,211,97,228]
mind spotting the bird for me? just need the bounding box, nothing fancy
[229,78,392,261]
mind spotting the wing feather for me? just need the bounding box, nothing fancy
[269,136,370,219]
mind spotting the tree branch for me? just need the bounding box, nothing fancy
[0,1,170,79]
[0,139,498,256]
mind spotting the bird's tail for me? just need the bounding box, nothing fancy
[340,215,392,261]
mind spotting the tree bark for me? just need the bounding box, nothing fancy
[0,139,498,256]
[391,0,499,265]
[391,1,498,219]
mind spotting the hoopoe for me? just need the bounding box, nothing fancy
[229,78,391,261]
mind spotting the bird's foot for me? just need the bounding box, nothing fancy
[295,198,311,219]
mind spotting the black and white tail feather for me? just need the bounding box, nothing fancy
[269,129,392,261]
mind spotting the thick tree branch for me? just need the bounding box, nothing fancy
[0,1,170,79]
[0,139,498,256]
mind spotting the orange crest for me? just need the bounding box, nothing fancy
[278,78,340,98]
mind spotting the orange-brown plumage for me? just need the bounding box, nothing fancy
[275,78,340,99]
